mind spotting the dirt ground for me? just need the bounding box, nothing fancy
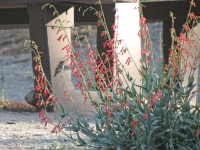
[0,108,96,150]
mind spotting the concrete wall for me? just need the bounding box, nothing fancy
[182,23,200,105]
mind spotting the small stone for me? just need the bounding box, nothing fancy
[6,120,17,124]
[33,134,42,136]
[24,90,37,106]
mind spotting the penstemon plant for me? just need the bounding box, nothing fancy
[22,0,200,149]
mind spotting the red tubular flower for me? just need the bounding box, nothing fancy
[87,82,92,89]
[157,90,162,99]
[196,130,199,137]
[111,24,117,30]
[56,28,60,34]
[46,94,53,104]
[130,121,139,127]
[130,132,135,136]
[126,57,131,65]
[66,99,70,104]
[57,35,62,41]
[41,117,46,123]
[103,42,107,48]
[43,89,49,97]
[105,108,113,117]
[38,110,44,117]
[69,60,75,67]
[190,1,196,7]
[184,24,190,31]
[107,95,112,100]
[84,92,88,102]
[144,111,149,120]
[89,51,95,57]
[73,42,78,47]
[97,22,102,26]
[94,12,101,18]
[140,16,146,26]
[189,12,196,20]
[101,31,107,37]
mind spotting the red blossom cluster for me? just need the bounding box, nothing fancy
[149,90,162,111]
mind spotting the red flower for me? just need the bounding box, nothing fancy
[105,108,112,117]
[179,33,186,42]
[41,117,46,123]
[196,130,199,137]
[189,12,196,20]
[46,94,53,104]
[73,42,78,47]
[101,31,107,37]
[111,24,117,30]
[97,22,102,26]
[38,110,44,117]
[184,24,190,31]
[56,28,60,34]
[140,16,146,26]
[190,1,196,7]
[144,111,148,120]
[103,42,107,48]
[157,90,162,99]
[94,12,101,18]
[130,132,135,136]
[130,121,139,127]
[107,95,112,99]
[69,60,75,67]
[126,57,131,65]
[57,35,62,41]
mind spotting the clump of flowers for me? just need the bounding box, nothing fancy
[22,0,200,149]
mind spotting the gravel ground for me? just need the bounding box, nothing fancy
[0,110,95,150]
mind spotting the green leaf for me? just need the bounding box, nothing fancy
[95,120,102,133]
[147,130,153,145]
[184,119,194,124]
[77,118,89,127]
[126,72,133,81]
[59,103,67,117]
[81,127,96,138]
[106,128,117,142]
[96,138,111,145]
[131,80,137,97]
[77,132,86,146]
[185,83,196,96]
[130,146,137,150]
[187,76,194,87]
[89,110,101,119]
[65,125,79,132]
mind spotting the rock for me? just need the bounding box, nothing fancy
[24,90,37,106]
[6,120,18,124]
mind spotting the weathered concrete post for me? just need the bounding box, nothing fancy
[115,2,141,89]
[27,3,53,111]
[182,23,200,105]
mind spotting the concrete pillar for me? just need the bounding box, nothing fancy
[27,3,53,111]
[115,2,141,89]
[46,7,101,115]
[182,24,200,105]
